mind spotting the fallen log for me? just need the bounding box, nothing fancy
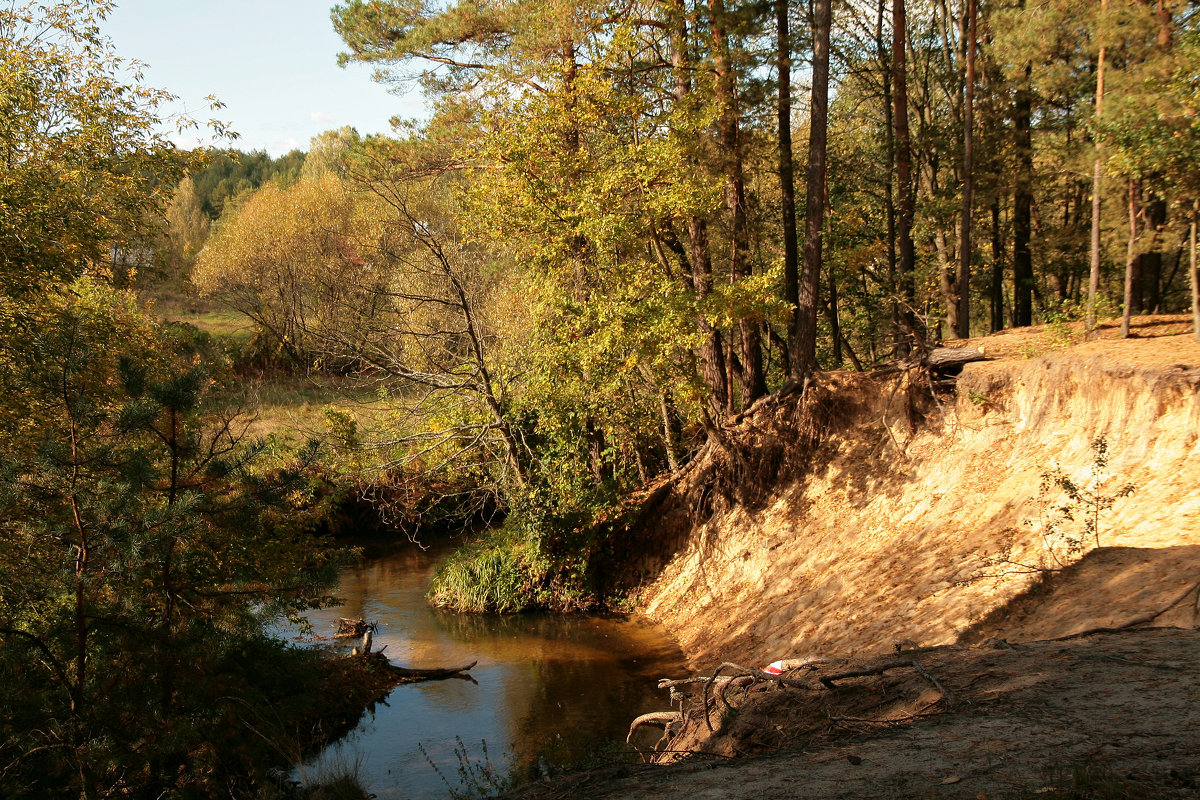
[383,658,478,681]
[924,346,986,370]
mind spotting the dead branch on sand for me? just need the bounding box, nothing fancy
[655,652,957,734]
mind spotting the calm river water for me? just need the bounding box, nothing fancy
[286,539,687,799]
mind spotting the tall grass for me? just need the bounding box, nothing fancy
[427,525,547,613]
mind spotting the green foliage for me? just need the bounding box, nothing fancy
[156,175,212,277]
[427,481,635,614]
[428,524,548,613]
[193,173,391,370]
[191,148,307,220]
[0,280,344,797]
[0,0,207,295]
[301,127,364,181]
[1031,436,1136,568]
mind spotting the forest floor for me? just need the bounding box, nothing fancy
[506,628,1200,800]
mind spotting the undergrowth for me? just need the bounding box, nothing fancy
[418,736,513,800]
[425,499,616,613]
[976,435,1136,577]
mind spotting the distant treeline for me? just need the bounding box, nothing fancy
[192,148,307,220]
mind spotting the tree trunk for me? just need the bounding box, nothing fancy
[956,0,977,339]
[709,0,765,406]
[1190,201,1199,343]
[791,0,832,379]
[659,390,681,472]
[778,0,799,348]
[1137,196,1167,312]
[1122,179,1137,338]
[991,198,1005,332]
[892,0,921,349]
[935,224,957,336]
[1013,64,1034,327]
[874,0,901,352]
[1087,0,1108,334]
[827,262,843,367]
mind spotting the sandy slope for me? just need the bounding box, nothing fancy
[636,317,1200,668]
[502,318,1200,800]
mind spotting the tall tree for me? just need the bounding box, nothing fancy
[0,0,198,295]
[158,175,210,274]
[777,0,799,371]
[709,0,766,405]
[670,0,730,418]
[956,0,978,339]
[891,0,920,348]
[0,280,339,796]
[1012,59,1035,328]
[1087,0,1109,334]
[792,0,832,378]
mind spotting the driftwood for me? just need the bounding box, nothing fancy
[658,653,952,733]
[335,618,376,638]
[384,659,478,680]
[349,628,375,657]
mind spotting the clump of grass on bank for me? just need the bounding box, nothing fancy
[427,494,630,613]
[428,524,549,613]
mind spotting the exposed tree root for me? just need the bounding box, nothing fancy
[660,650,958,737]
[1049,580,1200,641]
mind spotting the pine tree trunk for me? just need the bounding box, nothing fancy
[892,0,920,348]
[991,198,1005,331]
[1190,201,1198,343]
[956,0,977,339]
[791,0,831,379]
[1087,0,1108,334]
[709,0,764,406]
[778,0,799,350]
[1013,64,1034,327]
[877,0,901,350]
[1122,179,1137,338]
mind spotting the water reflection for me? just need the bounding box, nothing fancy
[291,539,686,799]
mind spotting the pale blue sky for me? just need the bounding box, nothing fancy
[105,0,428,156]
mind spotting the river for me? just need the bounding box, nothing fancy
[286,538,688,799]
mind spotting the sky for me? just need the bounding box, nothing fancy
[104,0,429,156]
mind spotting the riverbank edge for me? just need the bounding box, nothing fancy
[497,320,1200,798]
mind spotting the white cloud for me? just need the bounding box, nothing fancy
[273,136,302,154]
[310,111,334,124]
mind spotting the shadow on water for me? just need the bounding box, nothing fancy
[286,538,687,799]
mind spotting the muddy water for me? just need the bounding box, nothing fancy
[289,539,687,799]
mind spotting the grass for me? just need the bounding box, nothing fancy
[285,753,373,800]
[142,282,256,340]
[427,525,546,613]
[418,736,514,800]
[137,280,403,450]
[236,374,388,443]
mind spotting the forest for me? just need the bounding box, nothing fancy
[1,0,1198,797]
